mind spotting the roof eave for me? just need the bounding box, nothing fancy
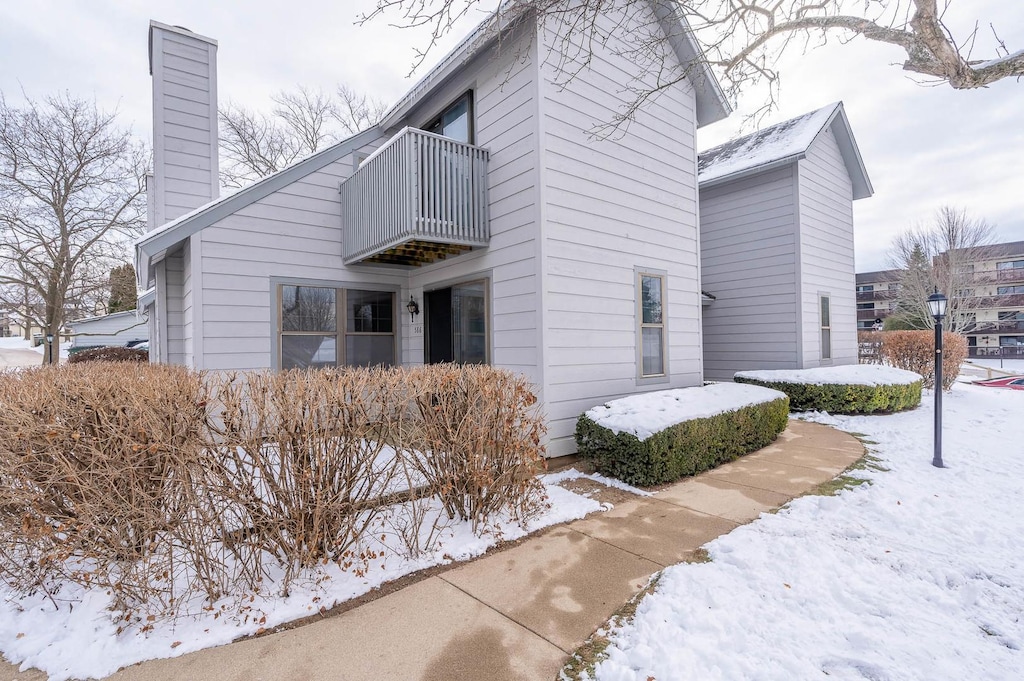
[828,103,874,200]
[699,154,803,190]
[651,2,731,128]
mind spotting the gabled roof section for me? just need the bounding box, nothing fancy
[380,0,730,130]
[135,127,381,288]
[698,102,873,199]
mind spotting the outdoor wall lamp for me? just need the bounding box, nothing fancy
[406,296,420,322]
[927,289,948,468]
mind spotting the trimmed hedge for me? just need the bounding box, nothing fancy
[575,395,789,487]
[733,375,921,414]
[67,346,149,363]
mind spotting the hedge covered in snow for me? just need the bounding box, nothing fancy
[734,364,922,414]
[575,383,790,487]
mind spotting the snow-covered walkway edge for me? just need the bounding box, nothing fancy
[0,480,603,681]
[586,383,1024,680]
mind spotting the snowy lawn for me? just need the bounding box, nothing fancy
[0,476,608,680]
[585,382,1023,680]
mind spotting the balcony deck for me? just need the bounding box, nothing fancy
[341,127,489,267]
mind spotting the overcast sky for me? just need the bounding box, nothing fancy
[1,0,1021,272]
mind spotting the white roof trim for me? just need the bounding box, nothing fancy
[69,310,139,326]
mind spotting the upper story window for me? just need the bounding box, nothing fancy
[997,260,1024,270]
[998,285,1024,295]
[856,285,874,293]
[424,92,472,144]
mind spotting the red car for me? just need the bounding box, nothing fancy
[974,376,1024,390]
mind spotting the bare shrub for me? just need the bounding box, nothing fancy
[0,363,215,612]
[209,368,406,590]
[405,364,549,533]
[878,331,968,390]
[0,362,551,617]
[67,346,149,363]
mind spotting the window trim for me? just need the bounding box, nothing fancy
[422,90,474,144]
[271,277,401,370]
[635,266,669,385]
[819,293,833,363]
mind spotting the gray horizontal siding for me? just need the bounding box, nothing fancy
[700,165,799,381]
[539,3,703,456]
[798,126,857,366]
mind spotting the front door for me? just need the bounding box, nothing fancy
[425,280,487,364]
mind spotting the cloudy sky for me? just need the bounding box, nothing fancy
[1,0,1021,272]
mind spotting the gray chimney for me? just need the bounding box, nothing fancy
[147,21,219,230]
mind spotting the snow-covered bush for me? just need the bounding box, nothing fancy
[575,384,789,487]
[735,365,922,413]
[877,330,967,390]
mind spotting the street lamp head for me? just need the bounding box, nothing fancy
[927,289,947,321]
[46,333,54,343]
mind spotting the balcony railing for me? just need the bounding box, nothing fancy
[963,320,1024,335]
[856,290,897,302]
[341,127,490,266]
[968,346,1024,358]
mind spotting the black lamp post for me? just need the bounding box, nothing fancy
[927,289,948,468]
[45,333,54,365]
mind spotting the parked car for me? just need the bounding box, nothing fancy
[125,339,148,348]
[974,376,1024,391]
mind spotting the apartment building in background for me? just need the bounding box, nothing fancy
[856,240,1024,357]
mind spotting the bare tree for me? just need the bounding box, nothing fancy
[360,1,1023,124]
[219,85,388,188]
[887,206,996,334]
[0,92,147,362]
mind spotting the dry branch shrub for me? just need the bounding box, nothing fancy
[209,368,406,588]
[0,363,215,610]
[67,346,149,363]
[405,364,548,533]
[878,330,968,390]
[0,362,550,616]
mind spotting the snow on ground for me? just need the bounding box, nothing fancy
[0,482,602,681]
[0,337,33,349]
[585,383,787,441]
[542,469,654,497]
[964,358,1024,375]
[588,382,1024,681]
[735,364,921,386]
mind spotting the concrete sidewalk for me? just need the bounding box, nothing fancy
[4,420,863,681]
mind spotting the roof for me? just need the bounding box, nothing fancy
[950,240,1024,261]
[698,102,873,200]
[135,127,381,287]
[68,310,140,327]
[856,269,902,284]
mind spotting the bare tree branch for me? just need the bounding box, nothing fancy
[0,92,146,360]
[219,85,388,189]
[360,1,1023,125]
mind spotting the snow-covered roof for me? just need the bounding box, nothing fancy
[698,102,873,199]
[68,310,140,327]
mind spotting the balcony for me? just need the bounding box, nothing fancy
[856,290,896,302]
[341,127,490,267]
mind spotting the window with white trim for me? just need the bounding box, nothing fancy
[820,295,832,360]
[638,272,666,377]
[279,285,395,369]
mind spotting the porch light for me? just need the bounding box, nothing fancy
[406,296,420,322]
[928,289,947,469]
[46,333,54,365]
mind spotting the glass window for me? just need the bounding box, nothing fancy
[425,92,472,144]
[820,295,832,360]
[282,285,336,332]
[638,273,665,377]
[280,286,394,369]
[452,281,487,364]
[856,285,874,293]
[998,310,1024,321]
[996,260,1024,270]
[857,302,874,310]
[999,336,1024,347]
[998,285,1024,295]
